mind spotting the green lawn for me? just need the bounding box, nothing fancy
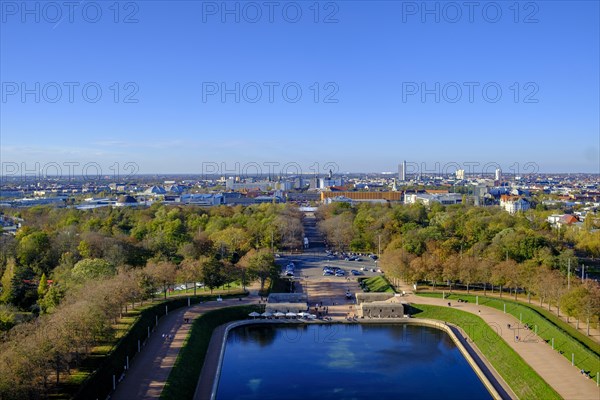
[166,283,245,296]
[418,292,600,377]
[161,305,262,400]
[360,276,395,293]
[411,304,562,400]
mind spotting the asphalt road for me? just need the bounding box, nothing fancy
[277,248,384,314]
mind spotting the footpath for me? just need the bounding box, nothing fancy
[111,294,259,400]
[400,284,600,400]
[112,278,599,400]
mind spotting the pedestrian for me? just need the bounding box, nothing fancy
[448,302,451,307]
[515,336,519,342]
[478,310,481,315]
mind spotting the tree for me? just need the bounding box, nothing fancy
[518,260,538,303]
[177,259,202,296]
[37,273,49,298]
[477,258,494,295]
[546,269,566,314]
[0,258,16,303]
[8,264,37,310]
[491,260,517,297]
[71,259,115,284]
[145,261,177,300]
[201,257,226,294]
[577,280,600,335]
[318,213,354,251]
[0,304,16,331]
[380,247,414,283]
[17,231,54,276]
[39,285,64,314]
[242,249,278,291]
[459,256,479,293]
[422,242,444,288]
[442,254,461,292]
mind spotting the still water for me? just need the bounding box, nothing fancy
[216,324,492,400]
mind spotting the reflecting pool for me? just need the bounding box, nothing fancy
[216,324,492,400]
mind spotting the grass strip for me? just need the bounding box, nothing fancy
[411,304,562,400]
[418,292,600,376]
[161,305,261,400]
[360,275,395,293]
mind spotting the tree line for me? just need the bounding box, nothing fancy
[317,202,600,333]
[0,203,303,398]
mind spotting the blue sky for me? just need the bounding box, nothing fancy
[1,0,599,175]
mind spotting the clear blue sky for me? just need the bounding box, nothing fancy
[1,0,599,175]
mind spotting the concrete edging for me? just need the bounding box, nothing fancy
[401,318,507,400]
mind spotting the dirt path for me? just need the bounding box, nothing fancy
[400,285,599,400]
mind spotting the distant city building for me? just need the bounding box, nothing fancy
[547,214,582,229]
[166,184,186,194]
[471,184,489,206]
[180,193,224,206]
[456,169,465,180]
[398,160,407,181]
[318,177,343,189]
[324,196,354,205]
[144,185,167,195]
[404,193,463,206]
[115,195,138,207]
[499,195,530,214]
[495,168,502,181]
[226,178,272,191]
[320,191,402,203]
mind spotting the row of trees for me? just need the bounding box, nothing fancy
[381,243,600,333]
[317,202,600,334]
[0,248,281,399]
[0,203,297,398]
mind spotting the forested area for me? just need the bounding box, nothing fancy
[0,203,303,398]
[317,202,600,333]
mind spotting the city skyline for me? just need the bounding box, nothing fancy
[1,1,599,174]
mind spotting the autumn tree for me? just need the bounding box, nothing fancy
[242,249,278,291]
[145,261,177,300]
[201,257,226,294]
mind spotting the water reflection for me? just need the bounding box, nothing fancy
[217,324,492,400]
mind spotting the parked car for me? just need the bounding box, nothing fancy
[323,271,334,276]
[351,269,362,276]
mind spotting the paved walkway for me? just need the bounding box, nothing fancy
[400,285,600,400]
[111,296,259,400]
[111,275,599,400]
